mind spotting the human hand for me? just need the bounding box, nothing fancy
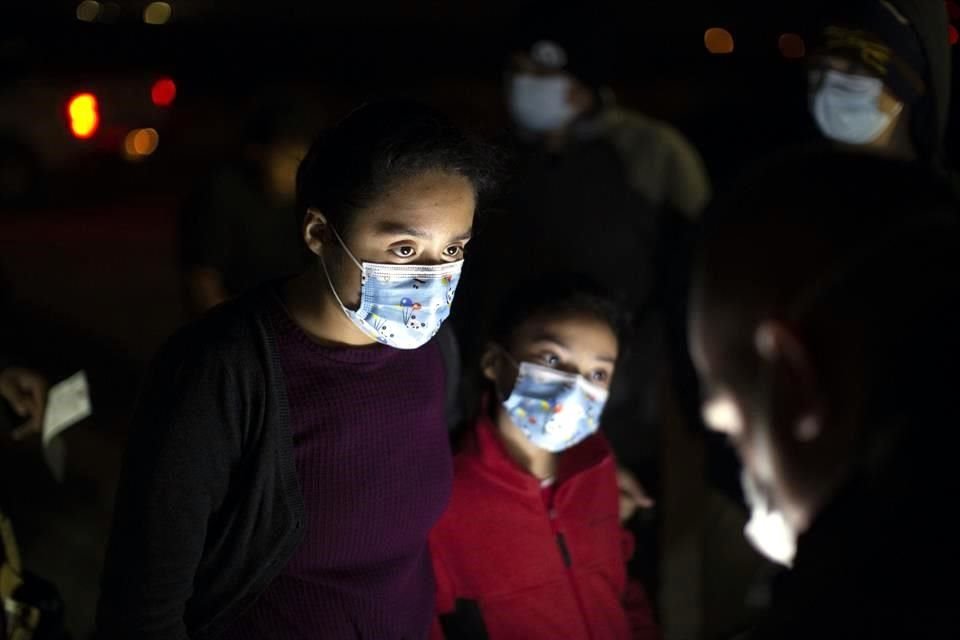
[617,466,655,523]
[0,367,48,441]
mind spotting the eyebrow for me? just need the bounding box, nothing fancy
[374,220,473,242]
[528,334,617,364]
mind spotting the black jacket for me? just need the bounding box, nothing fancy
[751,439,960,640]
[96,290,305,640]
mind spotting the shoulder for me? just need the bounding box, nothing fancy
[151,289,275,384]
[603,107,700,159]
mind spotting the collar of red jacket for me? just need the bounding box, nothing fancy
[466,410,613,494]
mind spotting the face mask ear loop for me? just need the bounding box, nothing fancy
[319,254,350,312]
[328,223,364,272]
[491,345,521,402]
[319,222,368,329]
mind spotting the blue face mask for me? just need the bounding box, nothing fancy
[502,361,608,453]
[811,69,901,145]
[508,73,578,133]
[321,226,463,350]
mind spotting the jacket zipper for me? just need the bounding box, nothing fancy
[548,504,595,640]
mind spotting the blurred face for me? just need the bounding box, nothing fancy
[809,55,905,148]
[485,311,618,399]
[506,51,593,133]
[688,294,819,538]
[305,169,475,311]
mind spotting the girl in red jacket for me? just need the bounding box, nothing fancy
[430,276,659,639]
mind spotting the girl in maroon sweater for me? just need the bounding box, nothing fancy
[97,102,496,640]
[429,277,659,639]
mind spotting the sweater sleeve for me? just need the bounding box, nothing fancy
[96,335,244,639]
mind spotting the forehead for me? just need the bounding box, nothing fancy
[811,54,878,79]
[511,312,618,355]
[510,39,570,75]
[351,171,476,236]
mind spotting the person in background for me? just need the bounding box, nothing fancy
[179,105,311,315]
[690,149,960,639]
[808,0,951,164]
[97,101,497,640]
[1,356,67,639]
[430,276,658,639]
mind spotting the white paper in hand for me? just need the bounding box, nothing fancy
[41,371,92,481]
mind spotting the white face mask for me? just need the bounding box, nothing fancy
[320,225,463,350]
[811,69,901,145]
[741,469,797,567]
[508,73,578,133]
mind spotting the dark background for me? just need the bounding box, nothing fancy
[1,1,958,637]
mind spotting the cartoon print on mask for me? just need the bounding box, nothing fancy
[503,362,608,453]
[321,223,464,350]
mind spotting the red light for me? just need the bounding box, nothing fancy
[151,78,176,107]
[68,93,99,139]
[950,25,959,46]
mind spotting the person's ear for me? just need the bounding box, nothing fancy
[754,320,823,443]
[481,344,503,384]
[304,208,329,257]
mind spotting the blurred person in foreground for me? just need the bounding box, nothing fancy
[690,149,960,639]
[807,0,951,166]
[429,276,657,639]
[97,101,497,640]
[179,106,310,316]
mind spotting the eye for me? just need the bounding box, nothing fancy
[443,245,464,259]
[589,369,609,384]
[390,245,416,258]
[539,352,561,367]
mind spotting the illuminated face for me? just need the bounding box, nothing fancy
[487,311,619,396]
[306,170,476,312]
[688,299,811,535]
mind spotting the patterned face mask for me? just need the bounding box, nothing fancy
[320,225,463,350]
[502,361,608,453]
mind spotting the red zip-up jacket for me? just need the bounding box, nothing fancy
[429,415,659,640]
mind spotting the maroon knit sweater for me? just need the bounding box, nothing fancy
[224,298,453,639]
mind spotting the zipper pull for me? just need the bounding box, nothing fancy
[556,532,572,567]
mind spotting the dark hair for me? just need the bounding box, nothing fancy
[489,273,628,349]
[296,100,498,232]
